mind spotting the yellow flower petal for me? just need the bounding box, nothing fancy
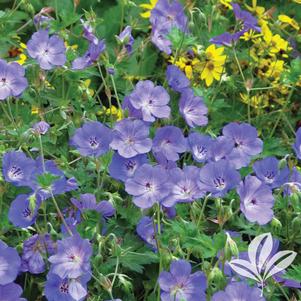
[201,68,209,79]
[185,65,193,79]
[205,73,214,86]
[139,3,153,9]
[278,14,299,30]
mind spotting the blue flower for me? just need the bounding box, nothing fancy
[0,240,21,285]
[2,151,36,187]
[253,156,289,188]
[198,160,241,197]
[70,121,112,157]
[166,65,190,93]
[152,126,187,162]
[27,29,66,70]
[8,194,41,228]
[48,234,92,279]
[109,152,148,182]
[158,259,207,301]
[110,118,152,158]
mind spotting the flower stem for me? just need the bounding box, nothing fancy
[111,256,119,289]
[232,47,251,123]
[7,98,17,128]
[0,101,14,126]
[197,194,210,228]
[274,281,290,301]
[50,190,73,236]
[270,86,296,138]
[38,134,46,173]
[156,203,162,301]
[110,74,123,118]
[98,63,113,127]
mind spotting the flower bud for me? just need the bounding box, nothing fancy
[278,156,288,169]
[21,0,35,15]
[40,7,54,14]
[290,192,301,203]
[271,217,282,233]
[107,66,115,75]
[245,78,253,91]
[100,276,112,291]
[29,194,37,213]
[223,206,233,222]
[225,232,239,260]
[208,267,226,290]
[292,215,301,233]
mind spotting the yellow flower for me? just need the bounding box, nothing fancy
[200,45,226,87]
[81,79,94,96]
[273,81,289,95]
[16,43,27,65]
[16,53,27,65]
[98,105,123,121]
[219,0,232,9]
[263,26,289,56]
[170,56,194,79]
[266,60,285,78]
[240,30,262,41]
[140,0,158,18]
[184,65,193,79]
[31,106,40,115]
[240,93,268,109]
[65,42,78,50]
[293,0,301,3]
[45,80,55,90]
[278,14,300,30]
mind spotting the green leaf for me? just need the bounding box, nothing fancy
[282,265,301,282]
[167,27,197,50]
[37,173,60,189]
[119,250,158,273]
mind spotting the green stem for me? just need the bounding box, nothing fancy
[0,102,13,124]
[110,75,123,118]
[269,86,295,138]
[275,281,290,301]
[50,191,73,236]
[197,195,210,228]
[156,204,162,301]
[90,271,115,300]
[98,64,113,126]
[7,98,17,127]
[233,47,251,123]
[111,256,119,289]
[38,134,46,172]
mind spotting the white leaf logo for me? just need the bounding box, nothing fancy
[229,233,297,294]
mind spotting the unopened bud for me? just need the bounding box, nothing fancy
[40,7,54,14]
[100,276,112,291]
[208,267,226,290]
[278,156,289,169]
[271,217,282,233]
[292,215,301,232]
[225,232,239,260]
[245,78,253,91]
